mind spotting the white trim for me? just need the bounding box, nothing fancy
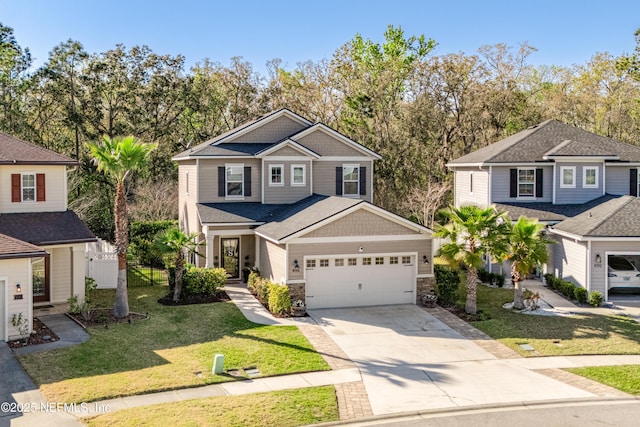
[291,164,306,186]
[268,164,285,187]
[552,162,556,204]
[487,166,492,206]
[315,156,375,162]
[286,279,306,284]
[20,172,37,202]
[196,158,200,203]
[290,234,430,244]
[214,109,312,145]
[559,166,576,188]
[225,163,244,198]
[0,277,7,341]
[602,162,606,196]
[205,229,255,237]
[254,230,281,245]
[604,163,640,167]
[416,274,435,278]
[549,227,640,242]
[517,167,536,198]
[544,155,619,161]
[447,162,553,168]
[262,156,313,161]
[342,163,360,197]
[289,123,382,159]
[582,166,598,189]
[257,139,319,158]
[586,240,592,294]
[185,170,189,196]
[469,171,474,196]
[309,161,314,196]
[261,157,265,203]
[202,222,264,227]
[220,237,241,279]
[604,251,640,301]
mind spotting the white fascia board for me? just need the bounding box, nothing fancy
[290,124,382,159]
[201,222,264,227]
[446,162,484,168]
[289,234,430,244]
[214,109,312,145]
[544,156,619,161]
[315,156,376,162]
[547,228,584,241]
[253,230,282,245]
[257,139,319,158]
[546,228,639,242]
[605,163,640,167]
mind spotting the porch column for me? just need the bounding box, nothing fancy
[204,226,215,268]
[71,244,86,304]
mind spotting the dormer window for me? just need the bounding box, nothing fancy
[343,164,360,196]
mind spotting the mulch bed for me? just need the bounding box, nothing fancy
[68,309,149,328]
[443,305,492,322]
[157,290,230,306]
[7,317,60,349]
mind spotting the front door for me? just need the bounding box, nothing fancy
[221,238,240,279]
[32,256,50,303]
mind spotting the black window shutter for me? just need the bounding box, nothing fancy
[535,169,543,198]
[631,168,638,197]
[359,166,367,196]
[244,166,252,197]
[509,169,517,198]
[335,167,343,195]
[218,167,225,197]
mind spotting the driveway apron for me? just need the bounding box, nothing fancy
[309,305,594,415]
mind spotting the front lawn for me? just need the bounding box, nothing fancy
[568,365,640,395]
[86,387,339,427]
[19,286,329,403]
[469,286,640,357]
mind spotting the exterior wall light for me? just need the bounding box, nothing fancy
[595,254,601,264]
[423,255,430,264]
[293,259,300,272]
[16,283,21,293]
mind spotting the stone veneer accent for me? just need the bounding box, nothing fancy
[416,277,436,304]
[287,282,305,303]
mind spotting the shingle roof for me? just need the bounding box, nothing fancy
[188,143,277,157]
[0,233,47,259]
[551,196,640,237]
[494,194,620,222]
[0,132,77,165]
[197,194,362,241]
[0,211,96,245]
[449,120,640,164]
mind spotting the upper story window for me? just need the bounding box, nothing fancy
[269,164,284,187]
[11,173,45,203]
[226,164,244,197]
[22,173,36,201]
[343,164,360,196]
[291,164,306,186]
[583,167,598,188]
[518,168,535,197]
[560,166,576,188]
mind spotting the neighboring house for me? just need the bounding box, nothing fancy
[448,119,640,301]
[173,109,433,309]
[0,133,96,341]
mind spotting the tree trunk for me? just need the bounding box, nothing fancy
[512,263,524,310]
[465,267,478,315]
[113,181,129,318]
[173,253,184,303]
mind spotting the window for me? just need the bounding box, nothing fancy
[583,167,598,188]
[306,260,316,268]
[291,164,306,186]
[269,164,284,186]
[375,257,384,265]
[362,257,372,266]
[469,172,474,195]
[226,164,244,197]
[518,168,535,197]
[319,259,329,267]
[389,256,399,265]
[402,256,411,264]
[343,164,359,196]
[21,173,36,201]
[560,166,576,188]
[348,258,357,266]
[335,259,344,267]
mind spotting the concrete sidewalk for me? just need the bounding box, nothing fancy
[12,314,89,356]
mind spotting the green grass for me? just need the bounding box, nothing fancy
[19,286,329,404]
[86,386,339,427]
[568,365,640,395]
[469,286,640,357]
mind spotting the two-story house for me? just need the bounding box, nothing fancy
[0,133,95,341]
[172,109,433,309]
[448,119,640,301]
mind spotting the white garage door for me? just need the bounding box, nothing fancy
[305,255,416,309]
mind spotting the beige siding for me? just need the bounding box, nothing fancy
[263,160,311,204]
[1,258,32,340]
[268,145,308,157]
[454,168,489,207]
[312,160,373,203]
[49,246,72,303]
[552,237,587,289]
[229,115,307,143]
[590,241,640,298]
[178,160,201,236]
[259,239,287,283]
[302,209,420,238]
[288,239,432,281]
[296,128,366,156]
[198,158,261,203]
[0,165,67,213]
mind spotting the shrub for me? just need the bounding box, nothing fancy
[183,267,226,295]
[268,283,291,315]
[435,265,460,307]
[589,291,604,307]
[129,220,177,267]
[492,273,506,287]
[543,274,554,287]
[477,269,506,287]
[560,280,576,298]
[574,287,588,304]
[247,270,261,293]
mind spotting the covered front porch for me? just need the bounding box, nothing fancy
[201,225,257,281]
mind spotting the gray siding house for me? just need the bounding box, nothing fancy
[173,109,433,309]
[448,119,640,301]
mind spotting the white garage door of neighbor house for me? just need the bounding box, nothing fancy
[305,255,416,309]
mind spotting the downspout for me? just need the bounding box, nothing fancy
[586,240,591,294]
[602,161,606,196]
[552,163,556,204]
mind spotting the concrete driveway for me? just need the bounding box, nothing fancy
[309,305,594,415]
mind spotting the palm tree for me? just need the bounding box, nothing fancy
[154,227,202,302]
[506,217,555,310]
[435,205,510,314]
[88,136,157,317]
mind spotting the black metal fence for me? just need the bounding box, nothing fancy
[127,263,168,287]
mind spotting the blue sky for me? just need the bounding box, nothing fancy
[2,0,639,75]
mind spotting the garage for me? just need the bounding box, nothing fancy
[304,254,416,309]
[606,253,640,297]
